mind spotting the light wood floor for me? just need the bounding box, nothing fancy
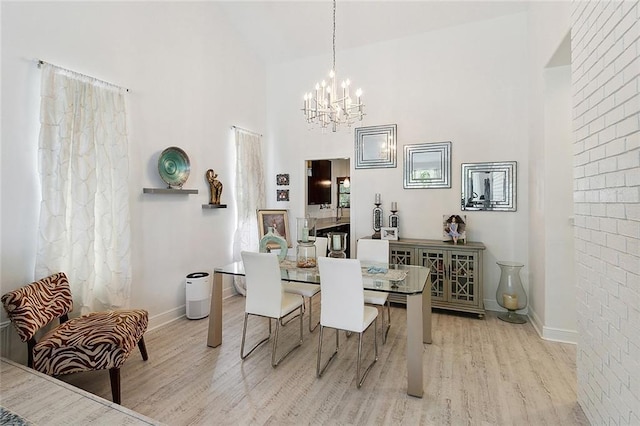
[59,296,589,425]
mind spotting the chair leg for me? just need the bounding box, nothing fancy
[27,339,35,368]
[280,299,304,326]
[383,300,391,344]
[316,326,340,378]
[138,336,149,361]
[109,368,121,404]
[240,313,271,360]
[307,293,320,333]
[281,294,320,333]
[272,305,304,367]
[356,317,378,388]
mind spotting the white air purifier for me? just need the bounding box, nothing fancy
[185,272,211,320]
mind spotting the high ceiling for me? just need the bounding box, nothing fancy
[216,1,530,64]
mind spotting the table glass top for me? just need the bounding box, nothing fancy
[215,259,430,295]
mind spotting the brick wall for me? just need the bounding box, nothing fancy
[572,1,639,424]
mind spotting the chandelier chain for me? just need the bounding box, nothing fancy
[332,0,336,73]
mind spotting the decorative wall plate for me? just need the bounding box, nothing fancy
[158,146,190,188]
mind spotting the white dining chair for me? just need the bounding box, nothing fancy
[316,257,378,388]
[240,251,304,367]
[357,238,391,344]
[282,237,328,332]
[315,236,328,258]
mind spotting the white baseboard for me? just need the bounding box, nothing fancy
[528,307,577,344]
[147,290,238,332]
[485,299,576,344]
[147,306,186,332]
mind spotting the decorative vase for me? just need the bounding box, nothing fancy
[259,227,288,262]
[372,193,383,239]
[495,261,527,324]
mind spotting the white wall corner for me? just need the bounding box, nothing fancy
[529,307,577,344]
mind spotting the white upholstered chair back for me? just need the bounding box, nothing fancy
[318,257,366,332]
[356,239,389,264]
[315,237,328,258]
[241,251,283,318]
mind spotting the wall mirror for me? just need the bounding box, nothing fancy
[355,124,397,169]
[461,161,517,211]
[403,141,451,189]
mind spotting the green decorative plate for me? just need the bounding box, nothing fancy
[158,147,190,188]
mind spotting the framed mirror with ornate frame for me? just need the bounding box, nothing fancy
[403,141,452,189]
[461,161,517,211]
[355,124,397,169]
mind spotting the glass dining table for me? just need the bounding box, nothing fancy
[206,259,432,398]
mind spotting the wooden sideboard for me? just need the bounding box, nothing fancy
[388,238,486,317]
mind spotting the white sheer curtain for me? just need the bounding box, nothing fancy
[35,63,132,314]
[232,128,265,295]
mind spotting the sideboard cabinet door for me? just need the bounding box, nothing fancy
[388,238,485,317]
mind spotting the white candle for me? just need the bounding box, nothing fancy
[391,202,397,211]
[502,293,518,310]
[332,234,341,250]
[375,193,381,204]
[302,227,309,243]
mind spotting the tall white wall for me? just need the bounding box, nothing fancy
[526,2,575,342]
[267,13,531,309]
[0,1,266,357]
[572,1,640,424]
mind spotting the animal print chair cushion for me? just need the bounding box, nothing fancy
[2,272,149,377]
[33,309,148,376]
[1,272,73,342]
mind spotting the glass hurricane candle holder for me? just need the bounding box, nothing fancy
[327,232,348,258]
[495,261,527,324]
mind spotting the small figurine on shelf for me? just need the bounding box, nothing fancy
[206,169,223,205]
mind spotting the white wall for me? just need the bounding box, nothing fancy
[0,2,266,356]
[267,12,531,310]
[525,1,575,342]
[572,1,640,424]
[543,64,576,339]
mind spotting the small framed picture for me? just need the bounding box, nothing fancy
[277,189,289,202]
[443,214,467,244]
[257,209,292,247]
[276,174,290,186]
[381,227,398,240]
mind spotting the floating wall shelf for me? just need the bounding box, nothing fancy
[202,204,227,209]
[143,188,198,195]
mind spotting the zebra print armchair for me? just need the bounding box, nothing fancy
[1,272,149,404]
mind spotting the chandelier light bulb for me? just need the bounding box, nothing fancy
[356,88,363,97]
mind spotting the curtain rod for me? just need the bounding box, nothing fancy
[231,125,262,137]
[37,59,129,93]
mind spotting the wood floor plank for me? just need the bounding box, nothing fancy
[56,295,589,425]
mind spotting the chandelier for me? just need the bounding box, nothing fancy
[302,0,364,132]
